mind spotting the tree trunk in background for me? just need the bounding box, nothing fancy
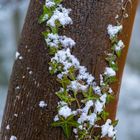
[0,0,138,140]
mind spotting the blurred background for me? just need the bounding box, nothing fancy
[0,1,140,139]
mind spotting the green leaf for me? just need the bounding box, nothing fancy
[111,44,116,51]
[39,5,55,24]
[55,20,62,27]
[112,120,119,127]
[38,14,48,24]
[57,75,71,88]
[39,6,49,24]
[49,47,58,55]
[42,30,50,37]
[97,116,101,121]
[94,136,100,140]
[52,120,71,138]
[43,5,55,16]
[109,61,118,71]
[78,129,89,140]
[106,55,116,62]
[106,94,115,103]
[88,86,93,96]
[101,110,109,121]
[83,86,100,103]
[62,123,71,138]
[67,115,79,127]
[104,76,117,84]
[68,66,76,80]
[49,61,63,74]
[54,0,63,4]
[110,36,118,44]
[52,121,65,127]
[52,115,78,138]
[67,121,79,127]
[108,76,117,83]
[56,91,76,104]
[116,50,122,57]
[50,26,58,34]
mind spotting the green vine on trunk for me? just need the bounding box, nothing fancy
[38,0,131,139]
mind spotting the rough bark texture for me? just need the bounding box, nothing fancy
[0,0,138,140]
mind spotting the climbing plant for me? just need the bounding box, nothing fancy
[39,0,131,139]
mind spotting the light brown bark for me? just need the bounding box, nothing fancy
[0,0,138,140]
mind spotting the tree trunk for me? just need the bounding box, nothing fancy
[0,0,138,140]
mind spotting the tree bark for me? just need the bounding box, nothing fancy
[0,0,138,140]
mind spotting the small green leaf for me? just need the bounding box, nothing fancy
[78,129,88,140]
[116,50,122,57]
[109,76,117,83]
[104,76,117,84]
[106,94,115,103]
[97,116,101,121]
[112,120,119,127]
[38,14,48,24]
[49,47,58,55]
[110,36,118,44]
[101,110,109,121]
[42,30,50,37]
[67,121,79,127]
[56,20,62,26]
[57,75,71,88]
[52,120,71,138]
[49,61,63,74]
[56,91,76,104]
[83,86,100,103]
[43,5,54,16]
[50,26,58,34]
[94,136,100,140]
[68,66,76,80]
[111,44,116,51]
[52,121,65,127]
[109,61,118,71]
[106,54,116,62]
[52,115,78,138]
[62,123,71,138]
[39,5,56,24]
[54,0,63,4]
[88,86,93,96]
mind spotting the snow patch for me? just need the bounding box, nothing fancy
[104,67,116,77]
[39,101,47,108]
[45,0,55,8]
[10,136,17,140]
[6,124,10,130]
[47,5,72,27]
[115,40,125,51]
[68,80,88,92]
[58,105,73,118]
[15,52,20,59]
[94,94,107,114]
[107,24,123,38]
[101,119,117,138]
